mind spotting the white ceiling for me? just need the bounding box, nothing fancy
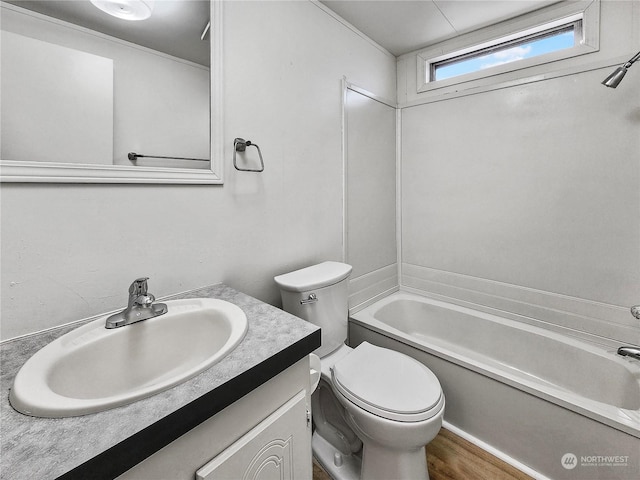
[320,0,561,56]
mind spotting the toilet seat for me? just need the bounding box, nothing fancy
[331,342,443,422]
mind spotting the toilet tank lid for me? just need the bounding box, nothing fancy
[274,261,352,292]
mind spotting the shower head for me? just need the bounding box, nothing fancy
[601,66,628,88]
[602,50,640,88]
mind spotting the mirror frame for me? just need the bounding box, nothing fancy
[0,1,224,184]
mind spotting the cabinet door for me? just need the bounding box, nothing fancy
[196,390,311,480]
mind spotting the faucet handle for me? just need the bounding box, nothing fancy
[129,277,150,297]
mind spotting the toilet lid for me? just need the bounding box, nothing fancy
[331,342,443,422]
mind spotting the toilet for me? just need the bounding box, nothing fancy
[275,261,445,480]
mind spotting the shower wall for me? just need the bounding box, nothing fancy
[397,1,640,344]
[344,87,398,308]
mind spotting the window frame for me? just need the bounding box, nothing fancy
[430,20,581,82]
[416,0,600,94]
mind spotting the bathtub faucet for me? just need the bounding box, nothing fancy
[617,347,640,361]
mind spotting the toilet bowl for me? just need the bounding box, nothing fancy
[275,262,445,480]
[332,342,444,480]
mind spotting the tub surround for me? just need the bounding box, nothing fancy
[0,284,320,480]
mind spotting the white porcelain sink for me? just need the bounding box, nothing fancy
[9,298,248,418]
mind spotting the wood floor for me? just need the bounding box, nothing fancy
[312,427,533,480]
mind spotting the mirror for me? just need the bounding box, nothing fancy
[0,0,224,183]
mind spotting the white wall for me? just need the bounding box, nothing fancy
[0,0,396,340]
[398,0,640,345]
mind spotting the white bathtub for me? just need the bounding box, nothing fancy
[349,291,640,480]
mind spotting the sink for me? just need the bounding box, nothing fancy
[9,298,248,418]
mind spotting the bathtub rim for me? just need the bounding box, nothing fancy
[349,290,640,439]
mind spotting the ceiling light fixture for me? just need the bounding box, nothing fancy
[90,0,155,21]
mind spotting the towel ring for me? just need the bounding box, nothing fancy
[233,138,264,172]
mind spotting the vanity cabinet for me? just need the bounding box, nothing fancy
[116,358,312,480]
[196,391,308,479]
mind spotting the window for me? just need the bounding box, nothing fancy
[415,0,600,94]
[432,22,580,82]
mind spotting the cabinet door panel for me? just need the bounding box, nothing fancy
[196,390,310,480]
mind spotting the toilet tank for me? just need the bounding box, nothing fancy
[274,262,352,357]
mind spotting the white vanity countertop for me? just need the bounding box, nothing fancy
[0,284,320,480]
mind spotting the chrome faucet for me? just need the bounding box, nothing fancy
[105,277,168,329]
[617,346,640,361]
